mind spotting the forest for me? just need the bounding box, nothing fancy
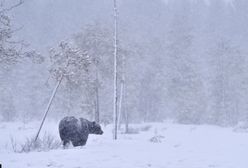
[1,0,248,126]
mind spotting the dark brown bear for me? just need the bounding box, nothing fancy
[59,116,103,147]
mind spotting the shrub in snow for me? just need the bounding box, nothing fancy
[149,135,165,143]
[11,133,61,153]
[150,128,165,143]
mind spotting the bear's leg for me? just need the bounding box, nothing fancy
[72,140,86,147]
[78,140,86,146]
[62,140,69,148]
[71,140,80,147]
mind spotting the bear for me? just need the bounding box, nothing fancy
[59,116,103,147]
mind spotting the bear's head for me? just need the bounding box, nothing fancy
[89,121,104,135]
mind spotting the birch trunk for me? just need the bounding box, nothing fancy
[113,0,118,140]
[34,75,64,142]
[95,66,100,123]
[117,81,124,129]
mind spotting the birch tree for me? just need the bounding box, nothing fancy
[35,41,90,141]
[49,42,91,118]
[0,0,24,67]
[113,0,118,139]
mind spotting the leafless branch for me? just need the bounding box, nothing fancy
[0,0,24,13]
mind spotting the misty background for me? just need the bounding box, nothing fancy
[1,0,248,127]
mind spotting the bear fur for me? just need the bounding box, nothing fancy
[59,116,103,147]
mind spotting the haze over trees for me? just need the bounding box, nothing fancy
[1,0,248,127]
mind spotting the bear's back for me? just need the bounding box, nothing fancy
[59,116,78,130]
[79,118,90,135]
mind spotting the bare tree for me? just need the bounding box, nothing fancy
[0,0,24,67]
[0,0,27,121]
[113,0,118,140]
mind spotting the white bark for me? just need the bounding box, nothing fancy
[117,81,124,129]
[95,65,100,123]
[117,36,126,129]
[113,0,118,140]
[34,74,64,142]
[35,59,70,142]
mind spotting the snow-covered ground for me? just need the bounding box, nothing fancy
[0,121,248,168]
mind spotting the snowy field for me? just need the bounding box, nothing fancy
[0,121,248,168]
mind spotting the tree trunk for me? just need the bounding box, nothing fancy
[113,0,118,140]
[117,81,124,129]
[124,97,129,133]
[34,75,63,142]
[95,66,100,123]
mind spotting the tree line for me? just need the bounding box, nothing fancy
[1,0,248,127]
